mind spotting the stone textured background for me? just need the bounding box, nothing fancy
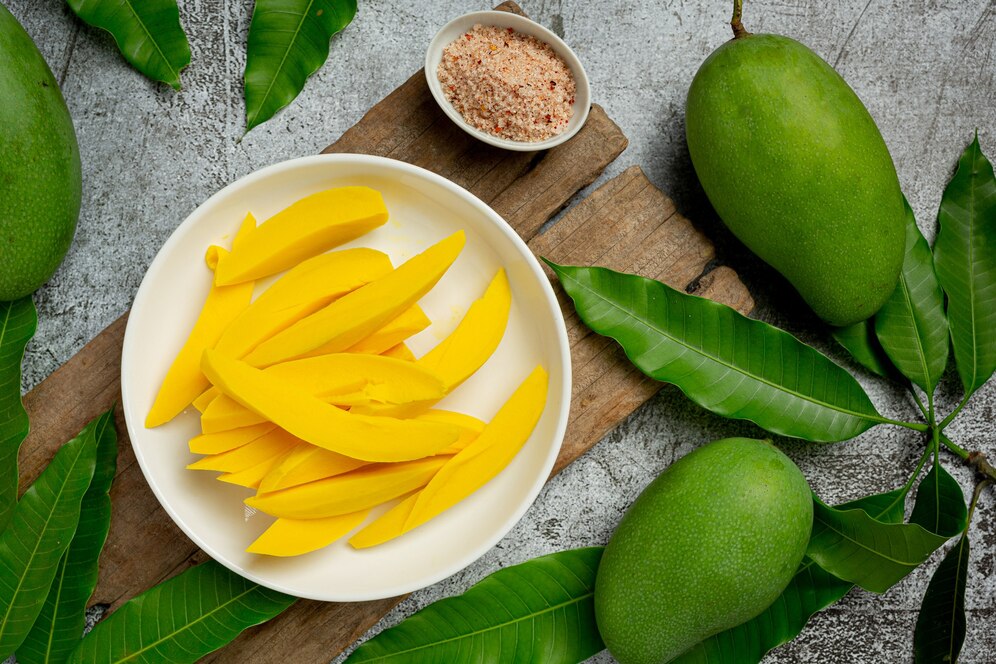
[6,0,995,661]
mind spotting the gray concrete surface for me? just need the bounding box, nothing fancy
[6,0,995,661]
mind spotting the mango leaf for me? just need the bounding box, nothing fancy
[18,410,118,664]
[244,0,358,131]
[66,0,191,90]
[832,319,897,379]
[0,422,97,659]
[547,262,883,442]
[932,134,996,396]
[875,200,949,394]
[806,497,948,594]
[67,560,295,663]
[347,548,605,663]
[910,461,968,539]
[673,488,905,663]
[0,296,37,532]
[914,533,969,664]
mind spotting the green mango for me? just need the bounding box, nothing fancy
[594,438,813,664]
[0,3,82,301]
[685,20,905,326]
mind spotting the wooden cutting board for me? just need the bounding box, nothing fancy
[18,2,753,661]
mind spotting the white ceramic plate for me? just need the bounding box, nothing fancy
[121,154,571,602]
[425,10,591,151]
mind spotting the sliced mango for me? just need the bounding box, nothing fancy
[349,366,547,548]
[244,231,466,367]
[201,350,459,462]
[257,445,370,494]
[198,354,446,433]
[417,410,485,455]
[341,305,430,356]
[214,187,389,285]
[246,456,450,519]
[192,387,219,413]
[145,215,257,428]
[214,248,393,360]
[187,427,300,473]
[247,510,370,557]
[217,450,291,490]
[381,343,415,361]
[188,422,276,455]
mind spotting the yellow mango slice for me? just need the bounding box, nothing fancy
[192,388,218,413]
[417,410,485,455]
[198,354,446,433]
[244,231,466,367]
[214,187,389,285]
[257,445,369,494]
[145,215,257,428]
[201,350,459,462]
[341,305,430,356]
[217,449,291,490]
[381,343,415,361]
[349,366,547,548]
[247,510,369,557]
[246,456,450,519]
[214,248,393,360]
[188,422,276,455]
[187,428,300,473]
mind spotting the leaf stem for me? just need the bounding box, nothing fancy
[910,388,930,422]
[966,479,989,528]
[871,415,930,432]
[940,433,996,485]
[901,444,935,498]
[938,394,971,430]
[939,433,970,460]
[731,0,751,38]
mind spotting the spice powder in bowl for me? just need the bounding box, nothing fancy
[437,24,577,143]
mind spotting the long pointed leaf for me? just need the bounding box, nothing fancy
[18,410,118,664]
[0,422,97,658]
[875,201,949,393]
[67,560,295,663]
[832,319,897,379]
[66,0,191,90]
[548,262,882,442]
[244,0,357,131]
[673,488,905,663]
[0,297,37,532]
[914,533,969,663]
[933,134,996,396]
[910,461,968,539]
[807,498,948,594]
[347,548,605,663]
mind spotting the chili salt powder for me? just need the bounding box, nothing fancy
[437,24,576,143]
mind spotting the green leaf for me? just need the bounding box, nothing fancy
[65,0,191,90]
[672,488,905,664]
[0,421,97,658]
[547,262,883,442]
[933,134,996,396]
[832,319,897,379]
[347,548,605,664]
[874,200,949,394]
[910,461,968,538]
[806,497,948,594]
[67,560,295,663]
[0,297,37,532]
[914,532,969,664]
[18,410,118,664]
[244,0,358,131]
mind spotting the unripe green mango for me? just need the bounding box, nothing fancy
[594,438,813,664]
[685,29,905,326]
[0,3,82,300]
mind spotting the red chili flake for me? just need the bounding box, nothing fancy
[477,59,482,65]
[449,85,456,91]
[568,97,575,104]
[464,33,473,40]
[550,80,557,89]
[494,126,502,132]
[507,27,514,33]
[545,114,552,123]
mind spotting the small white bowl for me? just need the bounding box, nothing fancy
[425,10,591,152]
[121,154,572,601]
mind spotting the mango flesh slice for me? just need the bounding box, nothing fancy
[187,427,300,473]
[246,455,451,519]
[188,422,276,455]
[350,269,511,418]
[350,366,547,548]
[214,247,393,361]
[381,343,415,361]
[331,304,430,357]
[192,387,219,413]
[145,214,257,428]
[213,187,389,286]
[201,350,459,462]
[244,231,466,367]
[198,353,446,433]
[257,444,370,494]
[247,510,370,557]
[217,449,292,490]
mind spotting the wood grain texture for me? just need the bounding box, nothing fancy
[16,2,750,661]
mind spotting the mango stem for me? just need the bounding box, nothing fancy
[731,0,751,39]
